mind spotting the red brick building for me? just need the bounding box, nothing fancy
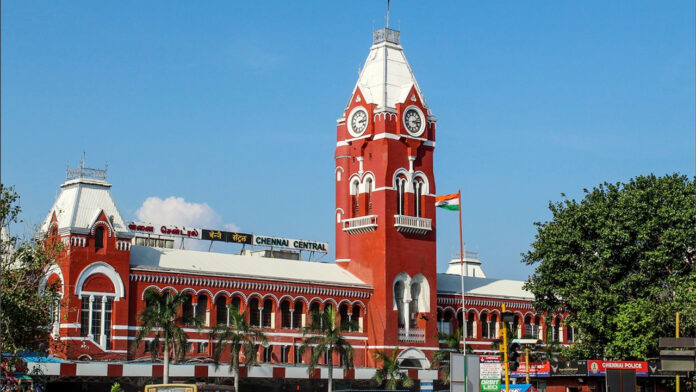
[34,27,570,384]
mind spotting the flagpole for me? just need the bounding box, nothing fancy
[458,189,467,392]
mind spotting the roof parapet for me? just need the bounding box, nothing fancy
[66,159,108,182]
[373,28,400,45]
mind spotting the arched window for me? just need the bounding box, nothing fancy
[182,293,194,325]
[215,296,227,325]
[94,226,105,250]
[441,311,454,335]
[553,317,561,342]
[567,325,575,342]
[351,305,361,332]
[409,282,420,327]
[396,176,407,215]
[231,296,241,313]
[366,178,373,214]
[524,315,533,337]
[467,312,475,338]
[351,180,360,217]
[534,315,542,340]
[281,345,291,363]
[394,281,405,327]
[262,345,273,363]
[293,301,304,329]
[481,313,489,338]
[339,304,350,330]
[195,295,208,325]
[413,179,424,217]
[262,299,273,328]
[280,300,291,329]
[249,298,260,327]
[489,314,498,339]
[78,271,117,350]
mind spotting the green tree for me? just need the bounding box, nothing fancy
[372,347,414,390]
[0,184,63,360]
[130,289,201,384]
[298,306,355,392]
[523,174,696,359]
[431,328,471,384]
[210,305,266,392]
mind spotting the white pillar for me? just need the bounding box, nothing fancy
[99,296,107,347]
[472,321,478,338]
[289,310,295,330]
[88,295,94,339]
[270,312,276,329]
[559,326,564,342]
[259,309,263,328]
[358,317,363,333]
[301,313,306,328]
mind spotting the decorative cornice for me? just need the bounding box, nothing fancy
[130,273,371,299]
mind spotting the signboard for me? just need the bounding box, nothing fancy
[480,355,502,392]
[252,235,329,253]
[128,221,328,252]
[550,360,588,377]
[511,362,550,378]
[201,229,252,244]
[450,354,480,392]
[128,222,201,239]
[419,380,433,392]
[588,360,649,377]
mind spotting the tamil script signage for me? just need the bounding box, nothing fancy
[479,355,501,392]
[202,229,252,244]
[128,222,201,239]
[511,362,551,378]
[588,360,649,377]
[252,235,329,253]
[550,360,588,377]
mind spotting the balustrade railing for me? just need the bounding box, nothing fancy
[394,215,432,235]
[342,215,378,234]
[398,328,425,342]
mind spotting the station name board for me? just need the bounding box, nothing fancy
[253,235,329,253]
[128,222,328,253]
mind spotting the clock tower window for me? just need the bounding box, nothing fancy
[366,178,373,214]
[351,180,360,217]
[395,176,407,215]
[413,179,424,217]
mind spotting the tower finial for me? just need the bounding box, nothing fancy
[386,0,390,29]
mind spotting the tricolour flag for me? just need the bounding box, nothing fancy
[435,193,460,211]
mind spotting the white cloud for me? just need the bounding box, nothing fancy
[135,196,238,250]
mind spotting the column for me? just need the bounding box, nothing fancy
[88,295,95,339]
[99,296,107,347]
[289,310,295,330]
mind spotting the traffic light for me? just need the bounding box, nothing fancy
[509,342,520,371]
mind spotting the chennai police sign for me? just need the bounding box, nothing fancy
[253,235,329,253]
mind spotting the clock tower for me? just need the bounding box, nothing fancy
[336,27,438,365]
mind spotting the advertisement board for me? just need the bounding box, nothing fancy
[510,362,550,378]
[479,355,501,391]
[128,222,201,239]
[201,229,252,244]
[550,360,588,377]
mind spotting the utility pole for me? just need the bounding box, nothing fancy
[501,303,510,392]
[676,312,680,392]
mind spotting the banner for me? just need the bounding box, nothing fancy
[587,360,649,377]
[511,362,550,378]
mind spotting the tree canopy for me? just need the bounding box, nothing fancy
[523,174,696,359]
[0,184,63,357]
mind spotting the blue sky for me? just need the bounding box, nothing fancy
[2,1,694,280]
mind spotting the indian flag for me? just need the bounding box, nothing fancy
[435,193,460,211]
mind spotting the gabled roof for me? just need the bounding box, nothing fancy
[436,273,533,301]
[130,246,370,288]
[350,29,428,112]
[40,178,130,237]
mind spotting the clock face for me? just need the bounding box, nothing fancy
[403,107,424,136]
[348,107,369,137]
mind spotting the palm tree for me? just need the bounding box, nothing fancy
[210,305,267,392]
[431,328,472,384]
[298,306,355,392]
[130,290,201,384]
[372,347,414,390]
